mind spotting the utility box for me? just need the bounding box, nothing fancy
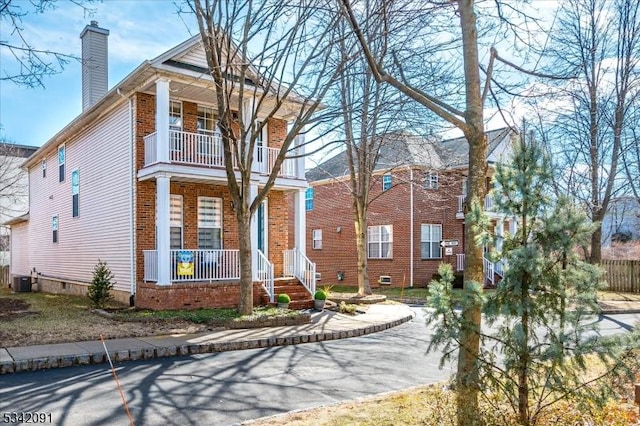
[12,276,31,292]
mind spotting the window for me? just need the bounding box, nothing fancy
[42,159,47,178]
[382,174,392,191]
[425,172,438,189]
[169,101,182,130]
[256,121,266,162]
[198,197,222,250]
[58,145,65,182]
[170,195,183,250]
[312,229,322,249]
[421,224,442,259]
[71,169,79,217]
[305,187,314,211]
[368,225,393,259]
[462,177,468,196]
[52,215,58,243]
[197,105,216,134]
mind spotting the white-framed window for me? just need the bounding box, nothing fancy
[197,105,217,156]
[71,169,79,218]
[58,145,65,182]
[305,187,314,211]
[312,229,322,250]
[256,120,267,162]
[462,177,468,196]
[52,215,59,243]
[169,100,182,130]
[421,224,442,259]
[198,197,222,250]
[425,172,438,189]
[382,174,392,191]
[170,194,183,250]
[368,225,393,259]
[42,159,47,178]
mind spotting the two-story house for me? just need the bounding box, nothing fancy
[304,128,517,288]
[8,22,314,309]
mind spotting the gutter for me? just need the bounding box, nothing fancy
[409,167,414,288]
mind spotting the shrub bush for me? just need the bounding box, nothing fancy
[314,290,327,300]
[277,293,291,303]
[88,260,115,309]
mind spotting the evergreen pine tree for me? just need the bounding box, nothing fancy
[88,260,115,309]
[427,130,639,425]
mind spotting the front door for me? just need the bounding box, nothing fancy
[257,201,266,255]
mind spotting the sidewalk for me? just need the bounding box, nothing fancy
[0,304,415,375]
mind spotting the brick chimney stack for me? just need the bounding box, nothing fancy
[80,21,109,111]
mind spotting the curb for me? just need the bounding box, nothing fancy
[0,313,414,375]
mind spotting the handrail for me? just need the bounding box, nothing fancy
[256,249,274,303]
[283,249,316,296]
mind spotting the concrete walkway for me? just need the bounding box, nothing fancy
[0,304,415,375]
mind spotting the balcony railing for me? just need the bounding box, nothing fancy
[143,249,240,283]
[144,130,298,178]
[456,194,496,215]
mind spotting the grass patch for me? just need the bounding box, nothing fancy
[597,291,640,302]
[111,306,302,324]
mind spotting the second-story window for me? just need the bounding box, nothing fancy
[71,169,79,217]
[58,145,65,182]
[255,121,267,163]
[382,174,392,191]
[425,172,438,189]
[305,187,314,211]
[169,101,182,130]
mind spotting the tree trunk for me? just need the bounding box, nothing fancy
[456,2,487,424]
[237,206,254,315]
[590,223,603,264]
[354,201,372,296]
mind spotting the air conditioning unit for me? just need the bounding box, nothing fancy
[378,275,392,285]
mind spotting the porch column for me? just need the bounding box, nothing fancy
[294,188,306,254]
[243,98,257,173]
[509,217,518,237]
[157,174,171,285]
[496,218,504,254]
[295,127,306,179]
[156,78,170,163]
[250,182,259,280]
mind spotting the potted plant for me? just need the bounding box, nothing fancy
[313,290,327,310]
[277,293,291,309]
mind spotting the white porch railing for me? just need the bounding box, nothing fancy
[454,253,505,281]
[142,249,240,282]
[483,255,495,285]
[256,250,275,303]
[455,194,496,215]
[143,130,298,178]
[283,249,316,296]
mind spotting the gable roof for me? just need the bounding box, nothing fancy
[307,127,515,182]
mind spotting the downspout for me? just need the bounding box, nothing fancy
[409,167,414,288]
[118,88,136,303]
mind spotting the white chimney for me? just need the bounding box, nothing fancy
[80,21,109,111]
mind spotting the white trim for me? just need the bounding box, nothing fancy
[295,188,306,253]
[409,168,414,287]
[250,183,259,280]
[156,79,170,163]
[156,175,171,285]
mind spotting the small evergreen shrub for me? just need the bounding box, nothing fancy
[88,260,115,309]
[277,293,291,303]
[313,290,327,300]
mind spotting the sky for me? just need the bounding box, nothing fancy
[0,0,562,149]
[0,0,198,147]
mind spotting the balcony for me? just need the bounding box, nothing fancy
[456,194,498,218]
[143,130,299,179]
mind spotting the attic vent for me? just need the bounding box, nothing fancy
[378,275,392,285]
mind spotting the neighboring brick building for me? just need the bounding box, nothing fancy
[304,129,517,288]
[8,23,313,309]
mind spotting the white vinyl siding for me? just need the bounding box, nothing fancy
[421,224,442,259]
[25,102,133,293]
[368,225,393,259]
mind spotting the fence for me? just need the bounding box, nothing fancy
[0,265,9,287]
[601,260,639,293]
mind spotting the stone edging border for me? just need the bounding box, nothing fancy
[0,312,414,374]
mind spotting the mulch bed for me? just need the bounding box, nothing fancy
[0,297,34,320]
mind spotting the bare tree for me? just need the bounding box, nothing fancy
[188,0,341,314]
[0,0,97,88]
[338,1,493,421]
[542,0,640,264]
